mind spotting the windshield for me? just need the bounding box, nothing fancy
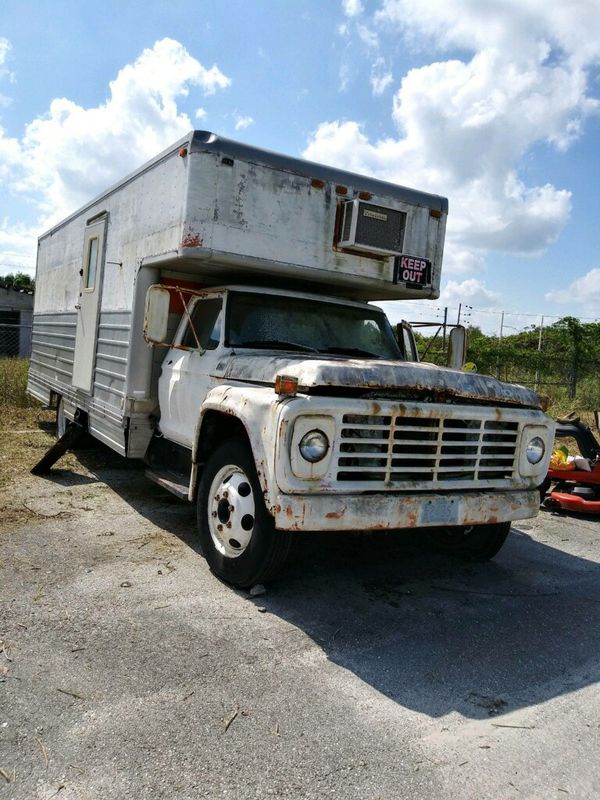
[226,292,402,360]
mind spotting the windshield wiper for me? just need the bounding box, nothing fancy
[321,346,382,358]
[235,339,319,353]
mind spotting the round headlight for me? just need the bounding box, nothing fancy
[299,430,329,463]
[526,436,545,464]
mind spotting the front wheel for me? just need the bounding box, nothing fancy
[196,438,291,588]
[426,521,511,561]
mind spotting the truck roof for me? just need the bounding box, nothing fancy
[39,130,448,240]
[189,131,448,214]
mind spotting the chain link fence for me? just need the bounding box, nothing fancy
[413,319,600,413]
[0,322,33,357]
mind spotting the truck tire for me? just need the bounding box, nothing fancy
[196,437,292,588]
[427,521,511,561]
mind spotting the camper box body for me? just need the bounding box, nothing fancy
[28,131,447,457]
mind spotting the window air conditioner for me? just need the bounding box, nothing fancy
[338,199,406,256]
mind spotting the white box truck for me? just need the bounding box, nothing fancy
[28,131,554,587]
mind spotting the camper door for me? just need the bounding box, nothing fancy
[72,215,107,393]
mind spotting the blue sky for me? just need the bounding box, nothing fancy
[1,0,599,332]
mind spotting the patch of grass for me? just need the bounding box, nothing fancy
[0,406,57,488]
[0,359,57,485]
[0,357,37,408]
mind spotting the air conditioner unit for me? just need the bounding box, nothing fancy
[338,199,406,256]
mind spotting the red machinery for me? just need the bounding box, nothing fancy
[543,414,600,514]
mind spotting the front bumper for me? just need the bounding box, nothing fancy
[271,489,539,532]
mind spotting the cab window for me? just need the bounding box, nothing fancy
[180,298,223,350]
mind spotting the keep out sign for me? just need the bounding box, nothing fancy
[393,255,432,287]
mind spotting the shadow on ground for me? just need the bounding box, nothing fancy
[40,439,600,722]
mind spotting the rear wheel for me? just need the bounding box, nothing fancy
[196,438,291,588]
[427,521,511,561]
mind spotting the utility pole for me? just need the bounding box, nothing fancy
[534,315,544,391]
[442,306,448,349]
[456,303,462,325]
[496,310,504,379]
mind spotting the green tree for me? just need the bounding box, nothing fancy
[0,272,35,291]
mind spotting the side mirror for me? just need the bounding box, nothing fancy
[396,321,419,362]
[447,325,467,369]
[143,285,170,344]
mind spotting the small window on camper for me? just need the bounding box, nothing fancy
[180,298,223,350]
[85,237,99,290]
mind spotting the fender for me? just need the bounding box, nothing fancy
[191,383,291,509]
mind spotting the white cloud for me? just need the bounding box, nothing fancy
[342,0,363,17]
[0,38,12,77]
[370,58,393,95]
[356,24,379,49]
[0,38,15,107]
[308,1,600,290]
[0,219,38,276]
[375,0,600,67]
[441,278,500,309]
[0,38,231,231]
[546,268,600,312]
[0,38,232,272]
[195,107,207,120]
[442,248,484,276]
[234,114,255,131]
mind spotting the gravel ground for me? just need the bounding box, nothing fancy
[1,443,600,799]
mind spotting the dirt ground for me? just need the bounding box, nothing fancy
[1,408,600,799]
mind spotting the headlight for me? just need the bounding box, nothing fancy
[299,429,329,463]
[526,436,545,464]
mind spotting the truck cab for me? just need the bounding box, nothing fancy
[144,283,553,588]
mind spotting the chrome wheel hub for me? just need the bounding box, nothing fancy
[207,464,256,558]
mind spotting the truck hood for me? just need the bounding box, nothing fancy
[218,354,543,409]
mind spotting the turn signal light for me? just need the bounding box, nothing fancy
[275,375,298,396]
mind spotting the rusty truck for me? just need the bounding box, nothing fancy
[27,131,554,587]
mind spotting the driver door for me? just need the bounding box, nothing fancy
[158,295,223,448]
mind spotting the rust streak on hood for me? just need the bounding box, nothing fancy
[218,354,543,409]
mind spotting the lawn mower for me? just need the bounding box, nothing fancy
[542,412,600,514]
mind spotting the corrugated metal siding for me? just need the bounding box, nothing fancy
[93,311,131,408]
[86,310,131,455]
[28,312,77,402]
[28,310,132,456]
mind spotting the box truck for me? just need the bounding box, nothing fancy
[28,131,553,586]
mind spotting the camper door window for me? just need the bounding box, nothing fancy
[85,237,99,290]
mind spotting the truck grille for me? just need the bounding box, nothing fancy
[337,413,519,488]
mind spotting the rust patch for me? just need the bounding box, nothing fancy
[371,402,381,416]
[181,230,204,248]
[286,506,294,518]
[325,510,345,519]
